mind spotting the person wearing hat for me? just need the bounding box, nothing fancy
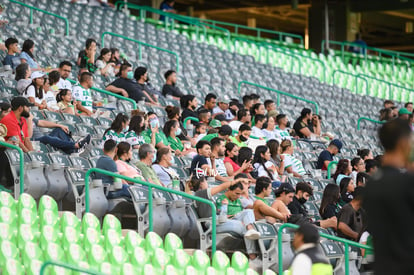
[398,107,411,120]
[135,66,161,104]
[212,97,234,121]
[22,71,47,110]
[316,139,343,171]
[268,182,296,224]
[162,69,184,99]
[286,223,332,275]
[0,97,34,152]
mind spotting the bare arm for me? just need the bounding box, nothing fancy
[338,222,359,240]
[254,200,287,221]
[210,178,247,196]
[285,166,301,178]
[75,101,92,116]
[299,127,313,138]
[105,85,129,97]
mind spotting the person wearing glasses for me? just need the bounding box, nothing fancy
[57,61,73,91]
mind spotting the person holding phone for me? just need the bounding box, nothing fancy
[224,142,251,177]
[293,108,321,139]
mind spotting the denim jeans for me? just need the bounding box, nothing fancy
[107,184,131,199]
[36,128,76,154]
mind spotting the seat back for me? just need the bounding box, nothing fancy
[46,154,71,201]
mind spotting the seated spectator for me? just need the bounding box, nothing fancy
[134,67,160,104]
[212,98,234,121]
[197,93,217,116]
[230,124,251,147]
[365,159,379,176]
[405,102,413,113]
[264,99,276,113]
[350,157,365,182]
[180,95,199,127]
[110,48,123,68]
[333,159,352,185]
[237,173,254,209]
[262,116,278,141]
[224,142,249,177]
[73,72,94,116]
[159,0,176,22]
[56,89,77,115]
[125,115,149,149]
[42,78,59,111]
[134,144,162,185]
[15,63,31,94]
[189,175,261,267]
[207,137,233,182]
[337,186,365,241]
[252,145,280,185]
[194,123,207,141]
[293,108,321,139]
[269,182,295,224]
[23,71,47,110]
[398,108,411,120]
[266,139,285,175]
[319,183,340,220]
[0,102,11,120]
[19,39,41,70]
[379,108,393,121]
[357,148,373,161]
[102,113,129,144]
[152,147,180,188]
[190,140,214,177]
[77,38,97,73]
[242,95,253,110]
[253,176,288,222]
[288,182,337,229]
[229,109,251,131]
[275,114,293,141]
[251,114,266,138]
[143,113,170,149]
[162,69,184,99]
[57,61,73,91]
[106,64,147,101]
[95,48,116,78]
[250,103,265,125]
[48,71,61,95]
[280,139,306,177]
[198,109,211,126]
[356,172,369,187]
[3,37,20,70]
[201,125,232,142]
[115,142,145,183]
[339,177,355,206]
[165,105,189,141]
[316,139,342,171]
[164,120,195,156]
[391,106,398,118]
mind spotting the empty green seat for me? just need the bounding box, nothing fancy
[2,259,24,275]
[108,245,128,266]
[0,240,19,266]
[212,250,230,273]
[0,207,17,228]
[26,259,43,275]
[17,193,37,214]
[39,209,59,227]
[66,243,86,264]
[121,262,139,275]
[164,232,183,255]
[83,227,103,253]
[104,228,123,249]
[192,250,210,273]
[62,226,81,248]
[0,191,16,210]
[124,230,144,254]
[18,207,37,226]
[38,195,58,215]
[152,248,170,270]
[44,242,65,262]
[100,262,119,275]
[88,244,108,267]
[82,212,101,234]
[145,232,163,257]
[40,225,60,249]
[22,241,44,266]
[0,222,16,242]
[171,249,191,270]
[231,251,249,273]
[60,211,81,231]
[130,246,149,269]
[102,214,121,236]
[17,224,38,249]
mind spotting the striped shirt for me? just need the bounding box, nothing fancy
[282,153,306,176]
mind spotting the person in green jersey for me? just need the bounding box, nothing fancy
[143,113,170,150]
[163,119,196,157]
[102,113,129,144]
[201,125,232,142]
[72,72,94,116]
[125,115,150,149]
[253,176,289,222]
[229,124,251,147]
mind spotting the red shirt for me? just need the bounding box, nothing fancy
[0,111,28,142]
[224,156,241,173]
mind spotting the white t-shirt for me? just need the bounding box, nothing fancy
[262,129,278,141]
[24,86,45,105]
[275,126,292,141]
[57,78,72,91]
[72,84,93,113]
[95,59,115,77]
[88,0,107,6]
[251,126,265,138]
[229,120,242,132]
[253,161,278,179]
[44,91,59,111]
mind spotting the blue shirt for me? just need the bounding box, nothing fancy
[19,51,39,69]
[3,54,21,70]
[159,1,174,22]
[96,155,118,184]
[316,150,333,170]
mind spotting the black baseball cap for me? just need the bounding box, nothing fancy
[274,182,295,195]
[11,97,34,109]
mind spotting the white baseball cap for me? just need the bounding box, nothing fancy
[31,71,47,80]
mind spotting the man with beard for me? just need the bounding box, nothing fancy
[162,69,184,99]
[207,137,233,182]
[1,96,34,152]
[57,60,73,91]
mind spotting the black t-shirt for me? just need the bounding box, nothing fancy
[194,188,212,218]
[337,203,364,241]
[190,154,208,176]
[364,166,414,275]
[288,196,308,216]
[320,203,339,220]
[182,108,199,126]
[162,84,184,98]
[78,50,97,73]
[107,78,146,102]
[316,150,333,170]
[293,119,314,138]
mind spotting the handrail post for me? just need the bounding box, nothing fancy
[40,260,102,275]
[327,161,338,179]
[29,9,33,24]
[0,141,24,199]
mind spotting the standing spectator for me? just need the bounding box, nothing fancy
[275,114,293,141]
[106,64,146,101]
[180,95,199,127]
[364,118,414,275]
[95,140,131,199]
[3,37,20,70]
[319,183,340,220]
[289,223,333,274]
[125,115,149,149]
[162,70,184,99]
[229,109,251,131]
[15,63,31,94]
[159,0,176,22]
[72,72,94,116]
[95,48,116,77]
[333,159,352,185]
[316,139,342,171]
[134,144,162,185]
[337,186,365,241]
[134,67,160,104]
[197,93,217,115]
[293,108,321,139]
[280,139,306,177]
[251,114,266,138]
[56,89,77,115]
[57,61,73,91]
[23,71,47,110]
[115,142,145,183]
[102,113,129,144]
[19,39,41,70]
[0,97,33,152]
[152,148,179,188]
[77,38,97,73]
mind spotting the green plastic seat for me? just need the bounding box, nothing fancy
[88,244,108,268]
[44,242,65,262]
[0,206,17,228]
[73,261,91,275]
[121,262,139,275]
[26,259,43,275]
[0,191,16,210]
[83,227,103,253]
[40,225,60,249]
[164,265,179,275]
[263,269,276,275]
[60,211,81,231]
[104,228,123,249]
[81,212,101,234]
[0,240,19,266]
[102,214,121,236]
[22,241,44,266]
[171,249,191,270]
[184,265,198,275]
[245,268,259,275]
[17,193,37,214]
[152,248,170,270]
[2,259,24,275]
[18,207,38,226]
[130,246,149,268]
[212,250,230,273]
[145,232,163,257]
[100,262,119,275]
[38,195,58,215]
[66,243,86,264]
[231,251,249,273]
[0,222,16,242]
[62,226,81,249]
[192,250,210,273]
[164,232,183,256]
[124,230,144,255]
[39,209,59,227]
[109,245,128,266]
[143,263,161,275]
[17,223,38,249]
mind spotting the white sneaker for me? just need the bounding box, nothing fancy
[249,257,262,272]
[244,229,261,240]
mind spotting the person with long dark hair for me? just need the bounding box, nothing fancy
[115,142,144,184]
[333,159,352,185]
[23,71,47,109]
[95,48,116,77]
[180,94,199,127]
[319,183,340,219]
[19,39,41,70]
[339,177,355,206]
[125,115,149,149]
[102,113,129,144]
[56,89,76,115]
[15,63,31,94]
[293,107,321,138]
[237,146,256,183]
[252,145,277,180]
[266,139,285,175]
[163,119,195,156]
[357,148,373,161]
[350,157,365,182]
[224,142,249,177]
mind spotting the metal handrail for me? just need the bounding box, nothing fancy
[327,160,338,179]
[67,79,137,110]
[0,141,24,199]
[84,168,218,254]
[278,223,372,275]
[331,69,369,95]
[101,31,180,73]
[237,81,319,115]
[9,0,70,36]
[183,117,199,129]
[357,117,385,131]
[40,260,103,275]
[357,73,414,95]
